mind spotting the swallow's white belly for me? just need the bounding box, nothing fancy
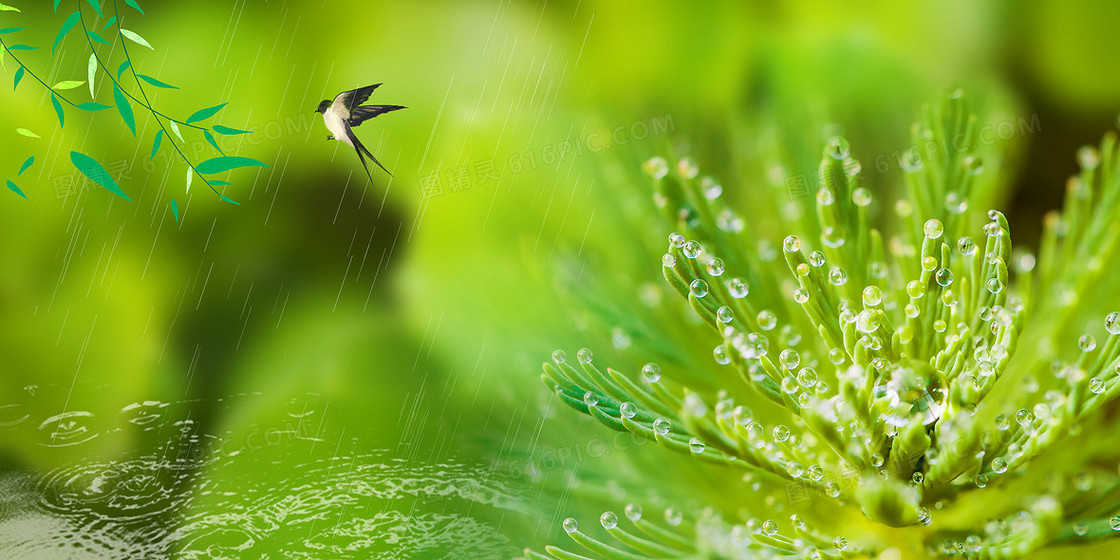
[323,111,353,148]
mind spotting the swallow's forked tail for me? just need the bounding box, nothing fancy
[352,136,392,183]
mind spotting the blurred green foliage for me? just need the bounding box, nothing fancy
[2,0,1120,557]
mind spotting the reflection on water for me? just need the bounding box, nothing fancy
[0,393,523,559]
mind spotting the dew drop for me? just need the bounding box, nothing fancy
[784,235,801,253]
[706,258,725,277]
[817,188,836,207]
[1089,377,1106,394]
[661,253,677,268]
[852,188,873,207]
[757,311,777,331]
[683,241,702,259]
[689,437,706,454]
[653,417,671,436]
[863,285,883,307]
[1109,515,1120,531]
[717,306,734,324]
[1106,312,1120,335]
[991,457,1008,474]
[1080,335,1097,352]
[625,503,642,521]
[620,402,637,419]
[924,219,944,239]
[958,237,977,256]
[713,344,731,365]
[701,178,723,200]
[833,536,848,550]
[762,519,779,535]
[551,350,567,363]
[772,425,791,442]
[563,517,579,533]
[935,268,954,287]
[643,157,669,179]
[641,363,661,383]
[690,279,709,298]
[675,158,699,179]
[986,279,1003,294]
[797,367,818,388]
[1078,145,1101,170]
[779,349,800,370]
[583,391,599,407]
[665,508,683,526]
[900,149,923,172]
[577,348,594,364]
[727,278,750,298]
[826,136,850,160]
[963,155,984,175]
[828,266,848,286]
[793,289,809,304]
[600,511,618,529]
[856,310,881,333]
[975,475,988,488]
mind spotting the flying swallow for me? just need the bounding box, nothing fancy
[314,84,406,181]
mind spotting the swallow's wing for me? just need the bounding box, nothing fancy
[333,83,382,115]
[348,104,407,127]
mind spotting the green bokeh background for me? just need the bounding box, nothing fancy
[2,0,1119,557]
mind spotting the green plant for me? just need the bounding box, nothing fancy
[530,92,1120,558]
[1,0,267,215]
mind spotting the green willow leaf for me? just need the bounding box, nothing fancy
[52,0,60,11]
[15,128,39,138]
[209,180,231,186]
[212,125,251,135]
[119,29,152,50]
[219,195,240,205]
[138,74,176,89]
[18,156,33,175]
[52,80,85,90]
[194,156,270,175]
[171,199,179,222]
[117,60,130,79]
[124,0,145,15]
[87,53,96,97]
[76,102,111,111]
[186,103,228,124]
[52,11,80,55]
[0,26,25,34]
[51,94,64,127]
[204,130,224,155]
[0,4,21,12]
[70,151,130,201]
[7,44,36,50]
[185,167,193,193]
[13,65,23,89]
[87,30,111,45]
[7,180,26,199]
[112,83,135,136]
[102,16,117,31]
[150,129,163,160]
[84,0,102,17]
